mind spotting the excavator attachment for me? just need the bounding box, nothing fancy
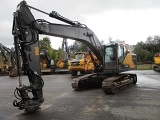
[13,74,44,112]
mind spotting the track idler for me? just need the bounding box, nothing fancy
[72,73,103,90]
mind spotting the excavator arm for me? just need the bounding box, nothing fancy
[12,1,103,112]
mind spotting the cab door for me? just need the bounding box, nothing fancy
[104,45,117,70]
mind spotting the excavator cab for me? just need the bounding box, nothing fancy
[104,43,137,73]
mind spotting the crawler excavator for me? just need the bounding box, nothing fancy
[12,1,137,112]
[40,49,55,73]
[54,38,70,72]
[0,43,17,76]
[0,43,10,75]
[8,47,18,77]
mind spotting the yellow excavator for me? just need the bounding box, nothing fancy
[54,38,70,72]
[39,38,69,73]
[153,52,160,72]
[68,52,97,76]
[0,43,10,75]
[40,49,55,73]
[0,43,17,76]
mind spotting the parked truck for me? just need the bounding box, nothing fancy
[68,52,97,76]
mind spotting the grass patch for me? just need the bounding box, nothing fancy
[137,64,153,70]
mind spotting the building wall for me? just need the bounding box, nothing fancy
[113,40,135,53]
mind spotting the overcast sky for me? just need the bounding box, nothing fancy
[1,0,160,49]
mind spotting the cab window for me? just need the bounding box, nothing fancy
[105,47,115,62]
[118,45,126,63]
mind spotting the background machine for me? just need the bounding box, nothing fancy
[40,49,55,73]
[68,52,96,76]
[153,52,160,72]
[0,43,17,76]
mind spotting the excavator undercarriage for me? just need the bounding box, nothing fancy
[72,72,137,94]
